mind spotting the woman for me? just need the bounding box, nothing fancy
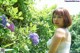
[47,8,72,53]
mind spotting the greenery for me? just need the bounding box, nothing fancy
[0,0,80,53]
[70,14,80,53]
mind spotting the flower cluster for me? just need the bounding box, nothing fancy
[0,15,15,32]
[29,33,39,45]
[0,15,7,27]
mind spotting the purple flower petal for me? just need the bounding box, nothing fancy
[7,23,15,32]
[29,33,39,45]
[32,37,39,45]
[30,33,39,39]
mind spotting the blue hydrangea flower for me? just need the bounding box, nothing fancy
[0,15,7,27]
[29,33,39,45]
[6,22,15,32]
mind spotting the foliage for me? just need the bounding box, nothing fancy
[0,0,57,53]
[70,14,80,53]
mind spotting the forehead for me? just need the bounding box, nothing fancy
[53,9,64,16]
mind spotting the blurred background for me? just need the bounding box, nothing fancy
[0,0,80,53]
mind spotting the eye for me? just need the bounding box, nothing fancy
[53,15,58,18]
[58,15,62,18]
[52,15,62,18]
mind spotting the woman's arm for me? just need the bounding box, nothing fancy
[48,28,65,53]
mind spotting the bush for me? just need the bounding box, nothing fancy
[70,14,80,53]
[0,0,57,53]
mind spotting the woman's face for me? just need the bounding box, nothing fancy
[52,14,64,28]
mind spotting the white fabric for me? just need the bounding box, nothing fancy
[46,28,71,53]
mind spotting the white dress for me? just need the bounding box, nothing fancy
[46,28,71,53]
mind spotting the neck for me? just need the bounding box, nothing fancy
[57,26,67,29]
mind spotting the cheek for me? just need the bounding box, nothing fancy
[62,19,64,23]
[60,19,64,25]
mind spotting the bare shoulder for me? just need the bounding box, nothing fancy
[55,28,66,38]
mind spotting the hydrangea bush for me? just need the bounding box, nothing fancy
[0,0,58,53]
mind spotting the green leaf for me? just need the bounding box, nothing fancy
[3,0,9,5]
[12,0,17,3]
[18,12,22,16]
[3,43,15,48]
[32,25,37,31]
[19,17,23,20]
[12,7,18,14]
[30,23,32,27]
[0,18,2,21]
[0,0,3,4]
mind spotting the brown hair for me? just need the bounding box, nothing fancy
[52,8,72,28]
